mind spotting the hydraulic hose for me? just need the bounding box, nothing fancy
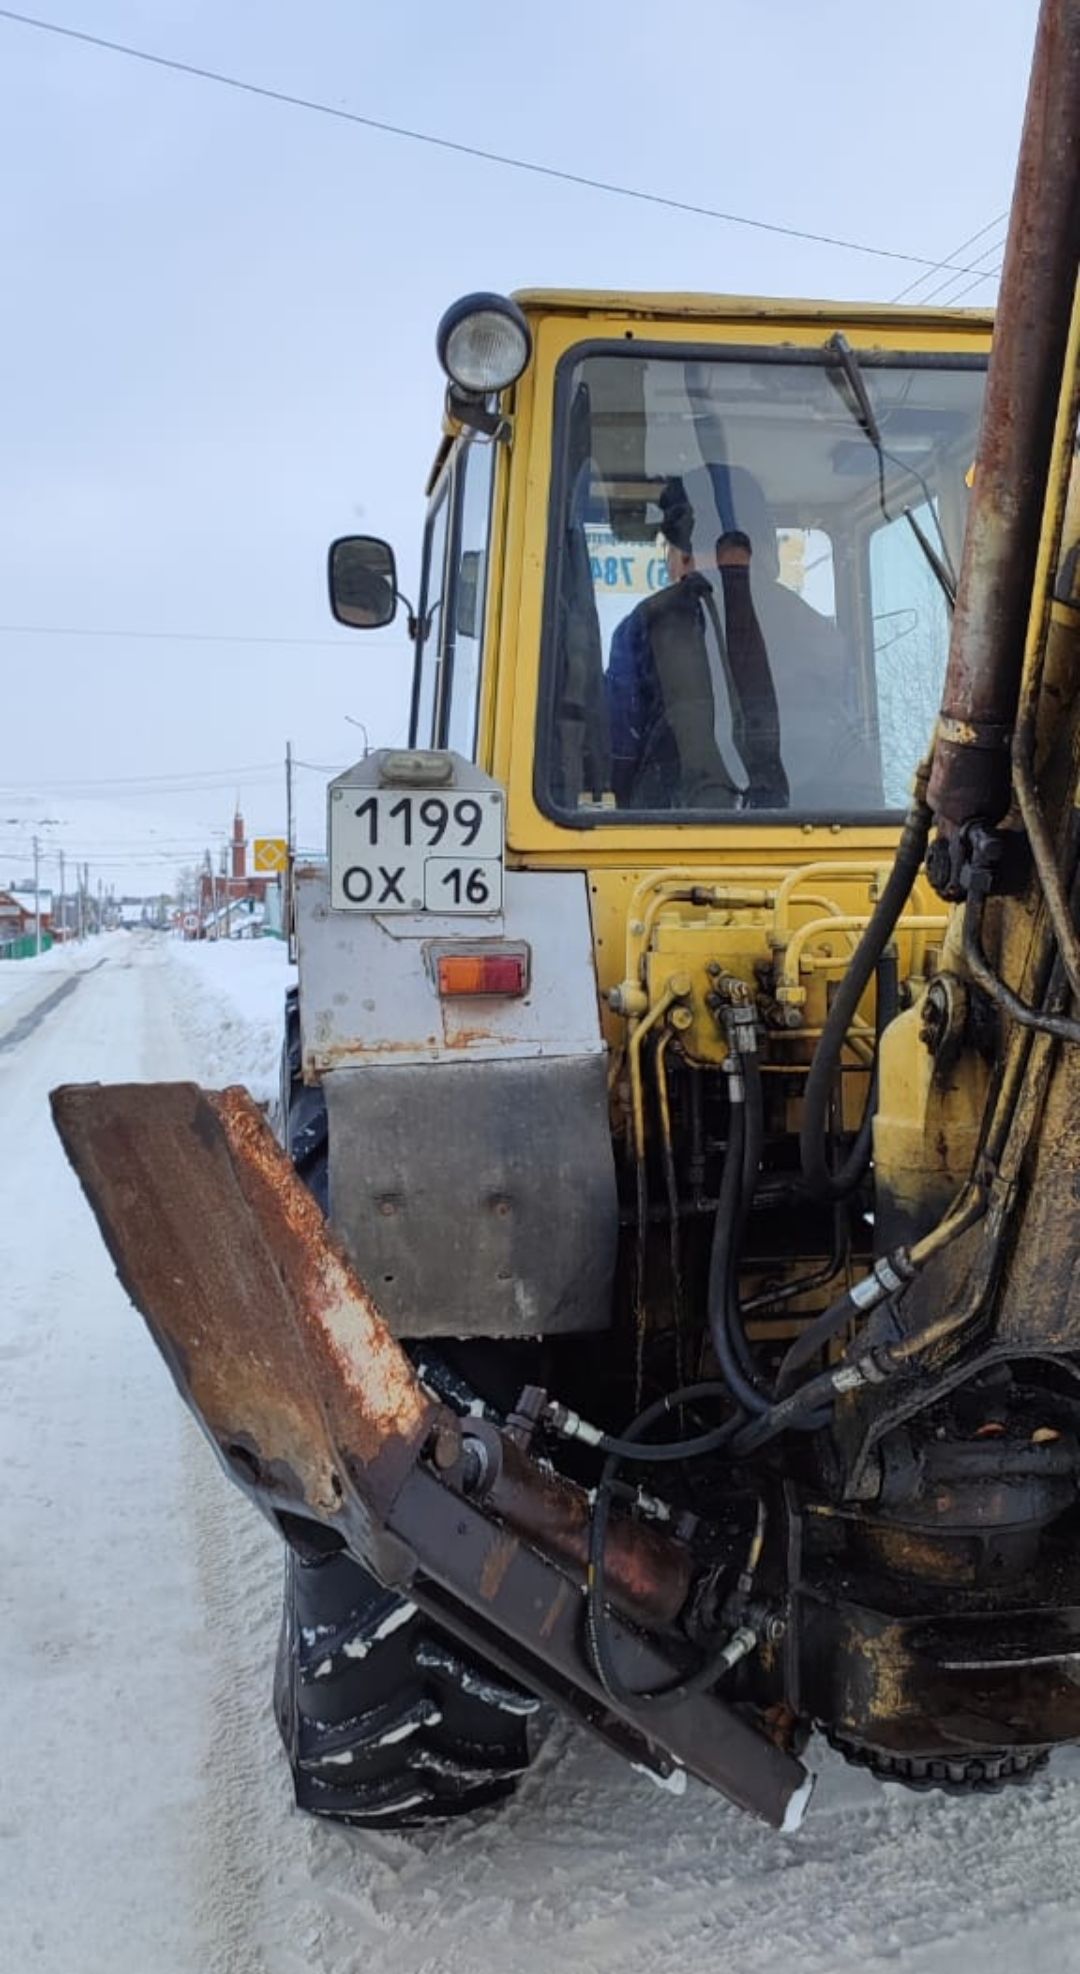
[775,1281,866,1397]
[584,1383,758,1708]
[741,1202,846,1316]
[963,890,1080,1043]
[822,946,901,1198]
[727,1042,774,1387]
[741,1031,766,1219]
[709,1036,764,1391]
[799,792,930,1201]
[731,1369,839,1455]
[707,1092,771,1416]
[547,1397,740,1464]
[774,1182,986,1401]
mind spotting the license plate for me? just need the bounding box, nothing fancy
[329,785,504,913]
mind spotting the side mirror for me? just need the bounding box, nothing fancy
[328,536,398,629]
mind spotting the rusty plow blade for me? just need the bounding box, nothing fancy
[50,1081,812,1830]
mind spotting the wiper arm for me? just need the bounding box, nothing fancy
[826,332,957,610]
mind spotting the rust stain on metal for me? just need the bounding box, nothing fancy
[486,1436,692,1627]
[929,0,1080,826]
[761,1702,800,1751]
[859,1520,972,1586]
[853,1622,911,1726]
[49,1082,436,1529]
[444,1022,502,1050]
[312,1034,443,1070]
[212,1088,428,1458]
[478,1528,518,1602]
[539,1576,574,1640]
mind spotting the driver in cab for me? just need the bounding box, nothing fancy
[606,478,788,812]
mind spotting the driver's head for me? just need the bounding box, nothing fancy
[706,466,779,580]
[658,476,696,581]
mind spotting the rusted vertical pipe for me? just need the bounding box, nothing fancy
[927,0,1080,829]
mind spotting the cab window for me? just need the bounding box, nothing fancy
[539,346,986,822]
[441,438,495,758]
[410,481,449,747]
[409,437,495,759]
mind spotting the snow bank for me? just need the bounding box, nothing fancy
[164,935,294,1104]
[0,930,130,1017]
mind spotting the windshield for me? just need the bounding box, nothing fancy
[539,346,986,822]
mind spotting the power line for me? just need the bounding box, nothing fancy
[0,838,227,850]
[0,7,1008,279]
[912,235,1006,309]
[916,230,1010,307]
[890,209,1009,303]
[0,842,238,856]
[1,851,218,864]
[934,261,1005,308]
[0,762,281,790]
[0,757,352,793]
[0,622,402,649]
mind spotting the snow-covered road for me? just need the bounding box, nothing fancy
[4,935,1080,1974]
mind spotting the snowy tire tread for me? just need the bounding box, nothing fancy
[276,1547,535,1828]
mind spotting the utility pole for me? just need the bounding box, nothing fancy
[32,835,41,956]
[58,848,65,943]
[286,738,296,959]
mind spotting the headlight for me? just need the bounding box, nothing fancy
[436,292,532,395]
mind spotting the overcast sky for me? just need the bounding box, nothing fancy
[0,0,1039,890]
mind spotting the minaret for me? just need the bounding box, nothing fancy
[231,808,246,882]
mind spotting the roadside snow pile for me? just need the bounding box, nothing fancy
[165,935,294,1104]
[0,931,129,1018]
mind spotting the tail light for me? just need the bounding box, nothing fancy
[435,946,529,997]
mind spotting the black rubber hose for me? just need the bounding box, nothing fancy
[773,957,902,1391]
[585,1384,754,1708]
[799,796,930,1201]
[592,1416,742,1463]
[741,1200,847,1316]
[821,945,902,1198]
[588,1474,738,1708]
[741,1039,765,1219]
[582,1375,743,1464]
[877,946,901,1032]
[731,1368,838,1455]
[775,1282,862,1396]
[706,1100,771,1415]
[963,891,1080,1043]
[727,1044,774,1390]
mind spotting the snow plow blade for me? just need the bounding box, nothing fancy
[50,1080,812,1830]
[50,1080,436,1573]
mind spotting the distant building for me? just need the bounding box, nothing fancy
[197,810,270,938]
[118,898,154,929]
[0,888,54,940]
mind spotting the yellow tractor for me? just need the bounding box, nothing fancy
[54,0,1080,1833]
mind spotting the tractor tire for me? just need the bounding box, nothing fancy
[275,988,539,1827]
[274,1541,537,1826]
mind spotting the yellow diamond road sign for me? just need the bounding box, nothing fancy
[253,837,288,873]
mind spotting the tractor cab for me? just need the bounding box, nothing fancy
[364,292,988,843]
